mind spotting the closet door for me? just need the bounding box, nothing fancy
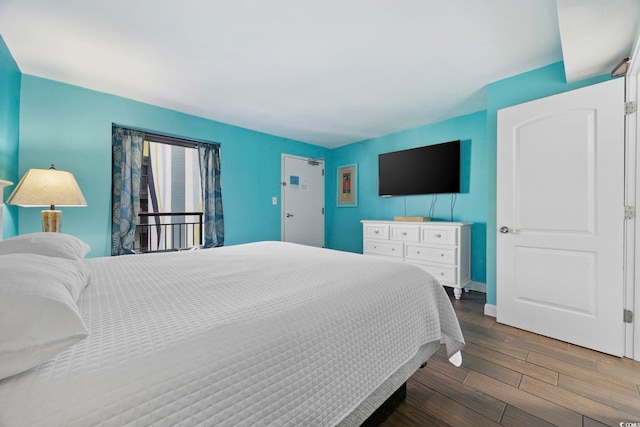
[497,78,625,356]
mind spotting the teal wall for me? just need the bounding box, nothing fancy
[326,62,614,296]
[2,38,619,302]
[0,35,20,237]
[18,75,329,256]
[327,111,488,284]
[484,62,613,305]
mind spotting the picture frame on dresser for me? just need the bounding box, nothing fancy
[337,164,357,207]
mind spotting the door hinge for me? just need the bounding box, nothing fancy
[624,206,635,220]
[625,101,637,115]
[322,169,325,176]
[322,207,325,214]
[624,309,633,323]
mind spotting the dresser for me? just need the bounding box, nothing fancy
[361,220,471,299]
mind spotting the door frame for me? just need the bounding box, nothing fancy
[628,29,640,361]
[280,153,325,246]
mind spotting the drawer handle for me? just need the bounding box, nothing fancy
[417,250,421,254]
[391,248,395,251]
[441,253,444,257]
[440,272,445,276]
[435,234,442,238]
[402,232,407,236]
[374,230,379,234]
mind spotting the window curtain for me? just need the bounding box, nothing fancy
[198,142,224,248]
[112,127,144,255]
[147,141,202,250]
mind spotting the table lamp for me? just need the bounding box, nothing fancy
[7,165,87,232]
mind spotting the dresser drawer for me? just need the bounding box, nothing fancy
[364,224,390,240]
[390,226,420,242]
[415,263,458,284]
[421,227,458,245]
[405,244,457,265]
[365,240,403,258]
[362,220,470,299]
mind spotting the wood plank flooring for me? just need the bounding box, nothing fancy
[381,290,640,427]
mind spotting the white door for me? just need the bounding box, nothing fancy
[497,78,625,356]
[281,155,325,247]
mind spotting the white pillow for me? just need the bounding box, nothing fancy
[0,232,91,260]
[0,254,89,380]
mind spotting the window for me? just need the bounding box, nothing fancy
[112,126,223,256]
[137,135,203,252]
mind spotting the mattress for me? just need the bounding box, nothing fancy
[0,241,465,426]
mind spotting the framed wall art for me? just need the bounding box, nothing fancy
[337,163,357,207]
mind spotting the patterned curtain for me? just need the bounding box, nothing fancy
[198,143,224,248]
[112,127,144,255]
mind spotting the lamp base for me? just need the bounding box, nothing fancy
[42,210,62,232]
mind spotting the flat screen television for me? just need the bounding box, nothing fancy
[378,140,460,196]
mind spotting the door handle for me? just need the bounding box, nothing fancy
[286,213,294,218]
[499,226,509,234]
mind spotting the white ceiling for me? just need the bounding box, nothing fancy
[0,0,638,148]
[558,0,639,82]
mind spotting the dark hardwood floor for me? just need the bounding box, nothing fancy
[381,290,640,427]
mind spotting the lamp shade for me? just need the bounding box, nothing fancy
[7,167,87,208]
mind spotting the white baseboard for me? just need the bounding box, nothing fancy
[461,281,495,317]
[468,281,486,293]
[484,304,497,318]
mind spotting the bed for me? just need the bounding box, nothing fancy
[0,233,465,426]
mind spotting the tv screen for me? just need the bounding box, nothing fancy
[378,140,460,196]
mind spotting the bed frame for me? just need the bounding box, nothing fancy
[345,352,432,427]
[360,382,407,426]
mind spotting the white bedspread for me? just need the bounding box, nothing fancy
[0,242,464,426]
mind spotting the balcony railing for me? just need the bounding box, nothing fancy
[135,212,203,253]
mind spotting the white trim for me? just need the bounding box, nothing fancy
[625,66,637,360]
[629,28,640,361]
[484,304,497,318]
[468,281,493,317]
[467,281,486,293]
